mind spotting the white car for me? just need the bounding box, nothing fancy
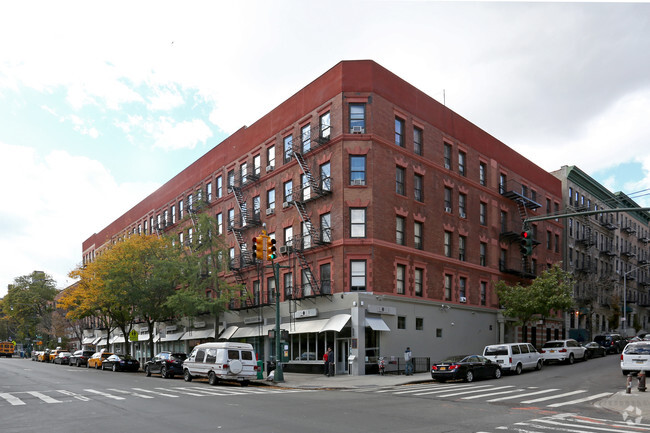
[621,341,650,376]
[540,339,587,364]
[183,342,258,386]
[483,343,543,374]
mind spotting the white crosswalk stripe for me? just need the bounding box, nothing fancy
[107,388,155,399]
[25,391,62,404]
[507,413,650,432]
[0,393,25,406]
[546,392,613,408]
[130,387,179,398]
[520,389,586,404]
[84,389,126,400]
[57,389,91,401]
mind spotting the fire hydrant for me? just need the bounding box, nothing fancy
[627,373,633,394]
[639,370,647,392]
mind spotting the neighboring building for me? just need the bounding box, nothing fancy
[82,60,564,374]
[551,166,650,339]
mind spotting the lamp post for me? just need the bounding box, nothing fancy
[623,263,650,336]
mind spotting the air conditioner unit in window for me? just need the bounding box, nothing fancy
[265,208,274,216]
[460,296,467,303]
[266,165,274,172]
[459,212,466,219]
[279,245,292,255]
[445,207,452,213]
[351,126,365,134]
[282,202,290,209]
[351,179,365,186]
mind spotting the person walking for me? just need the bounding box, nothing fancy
[323,349,329,376]
[404,347,413,376]
[326,347,334,377]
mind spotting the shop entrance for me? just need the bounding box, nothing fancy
[336,339,350,375]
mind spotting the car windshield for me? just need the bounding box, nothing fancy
[542,342,564,348]
[484,346,508,356]
[624,344,650,355]
[440,355,468,363]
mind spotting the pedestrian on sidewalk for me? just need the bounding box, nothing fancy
[323,349,329,375]
[404,347,413,376]
[327,347,334,377]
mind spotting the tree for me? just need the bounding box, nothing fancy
[1,271,58,345]
[495,264,574,330]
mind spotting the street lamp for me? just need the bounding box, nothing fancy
[623,263,650,336]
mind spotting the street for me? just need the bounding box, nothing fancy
[0,354,645,432]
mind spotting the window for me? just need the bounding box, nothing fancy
[267,276,276,303]
[253,154,261,177]
[301,221,312,250]
[267,188,276,210]
[350,155,366,185]
[227,169,235,191]
[414,174,423,202]
[301,124,311,154]
[444,143,452,169]
[301,173,311,202]
[397,316,406,329]
[301,268,312,296]
[350,104,365,132]
[178,200,183,219]
[459,151,466,176]
[283,135,293,163]
[459,236,466,261]
[395,166,405,195]
[227,208,234,230]
[480,281,487,306]
[500,210,508,232]
[396,216,405,245]
[143,219,148,235]
[188,227,193,245]
[444,187,452,212]
[444,274,452,301]
[499,173,507,194]
[253,195,261,218]
[415,317,423,330]
[171,205,176,224]
[479,202,487,225]
[414,221,423,250]
[320,112,331,140]
[555,234,559,253]
[396,264,406,294]
[216,213,223,235]
[546,231,552,249]
[284,272,293,299]
[350,260,366,291]
[284,226,293,247]
[320,213,331,243]
[350,208,366,238]
[480,242,487,266]
[436,328,443,338]
[267,146,275,169]
[413,127,422,155]
[206,182,212,202]
[283,180,293,204]
[459,277,467,300]
[414,268,423,297]
[216,175,223,198]
[320,263,331,295]
[479,162,487,186]
[395,117,405,147]
[253,280,260,305]
[459,193,467,218]
[444,231,452,257]
[320,162,331,192]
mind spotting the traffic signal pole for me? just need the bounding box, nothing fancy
[271,260,284,383]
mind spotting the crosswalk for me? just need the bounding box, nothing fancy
[483,412,650,432]
[0,385,313,407]
[345,382,614,408]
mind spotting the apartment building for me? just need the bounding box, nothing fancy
[552,165,650,339]
[82,60,564,374]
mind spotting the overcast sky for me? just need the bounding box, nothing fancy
[1,1,649,297]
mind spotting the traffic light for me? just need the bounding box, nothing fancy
[520,230,533,256]
[266,237,276,260]
[253,236,264,260]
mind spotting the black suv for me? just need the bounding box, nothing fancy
[70,350,96,367]
[594,334,627,354]
[144,352,187,378]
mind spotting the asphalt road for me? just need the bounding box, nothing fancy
[0,354,633,433]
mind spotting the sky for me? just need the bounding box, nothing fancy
[1,1,650,297]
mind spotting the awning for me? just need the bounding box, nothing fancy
[91,336,102,345]
[82,336,96,345]
[181,328,216,340]
[218,326,238,340]
[365,316,391,331]
[110,335,126,344]
[288,319,329,334]
[96,338,108,346]
[138,334,153,342]
[230,325,265,339]
[320,314,351,332]
[160,332,185,342]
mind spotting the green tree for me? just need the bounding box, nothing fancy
[495,264,574,328]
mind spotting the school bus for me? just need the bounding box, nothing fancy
[0,341,15,358]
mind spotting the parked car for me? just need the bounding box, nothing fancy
[540,339,587,364]
[594,334,627,354]
[144,352,187,378]
[621,341,650,375]
[48,349,63,363]
[31,351,42,361]
[39,350,51,362]
[70,350,95,367]
[582,342,607,358]
[431,355,502,383]
[483,343,543,375]
[53,352,72,365]
[183,342,259,386]
[101,354,140,372]
[88,351,113,369]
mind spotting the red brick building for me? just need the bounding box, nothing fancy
[82,60,563,374]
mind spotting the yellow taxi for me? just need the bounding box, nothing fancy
[39,350,51,362]
[48,349,62,362]
[88,351,113,369]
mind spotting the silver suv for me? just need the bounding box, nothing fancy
[540,339,587,364]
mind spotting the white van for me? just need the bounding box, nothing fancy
[483,343,543,375]
[183,342,258,386]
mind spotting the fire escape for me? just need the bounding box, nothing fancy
[283,124,332,301]
[499,179,541,278]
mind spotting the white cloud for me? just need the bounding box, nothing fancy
[0,142,159,296]
[151,118,213,151]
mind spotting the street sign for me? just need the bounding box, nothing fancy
[128,329,139,342]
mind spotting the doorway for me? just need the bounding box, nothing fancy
[336,339,350,375]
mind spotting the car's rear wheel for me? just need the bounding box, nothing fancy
[145,366,151,377]
[583,351,588,361]
[494,368,502,379]
[535,359,543,371]
[208,371,218,386]
[465,370,474,383]
[183,369,192,382]
[567,354,575,365]
[514,363,523,375]
[161,366,168,379]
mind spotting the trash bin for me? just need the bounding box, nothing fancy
[257,360,264,379]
